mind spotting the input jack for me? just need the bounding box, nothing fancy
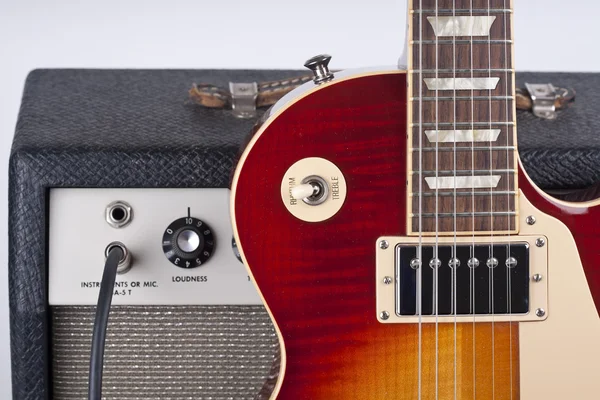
[106,201,133,228]
[105,242,133,274]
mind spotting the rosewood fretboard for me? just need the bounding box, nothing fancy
[408,0,518,234]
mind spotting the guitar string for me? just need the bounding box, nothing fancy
[451,1,458,400]
[503,1,514,398]
[487,1,496,398]
[434,1,440,399]
[417,4,510,397]
[417,0,424,398]
[469,1,477,398]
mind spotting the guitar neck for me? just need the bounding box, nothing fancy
[407,0,518,235]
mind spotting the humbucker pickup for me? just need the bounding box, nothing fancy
[396,243,529,316]
[376,236,548,323]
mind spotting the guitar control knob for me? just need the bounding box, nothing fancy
[304,54,334,84]
[162,217,215,268]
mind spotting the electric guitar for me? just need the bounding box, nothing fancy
[231,1,600,398]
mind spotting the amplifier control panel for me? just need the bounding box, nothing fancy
[48,188,262,305]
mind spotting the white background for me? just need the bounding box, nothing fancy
[0,0,598,396]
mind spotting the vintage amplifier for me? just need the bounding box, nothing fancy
[8,68,600,399]
[8,69,295,400]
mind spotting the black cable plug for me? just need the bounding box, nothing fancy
[88,245,125,400]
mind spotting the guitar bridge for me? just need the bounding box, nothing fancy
[376,236,548,323]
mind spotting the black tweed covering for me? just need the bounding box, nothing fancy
[9,69,599,399]
[516,72,600,190]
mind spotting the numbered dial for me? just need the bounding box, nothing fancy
[162,217,215,268]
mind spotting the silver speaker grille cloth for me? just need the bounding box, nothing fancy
[51,305,279,399]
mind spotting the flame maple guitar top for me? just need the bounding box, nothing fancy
[231,71,600,399]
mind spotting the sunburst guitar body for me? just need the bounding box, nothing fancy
[231,2,600,399]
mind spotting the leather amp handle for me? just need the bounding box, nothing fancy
[189,75,576,115]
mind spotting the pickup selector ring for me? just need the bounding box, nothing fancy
[162,217,215,268]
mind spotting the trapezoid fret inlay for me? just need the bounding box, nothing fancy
[427,15,497,36]
[424,77,500,91]
[425,175,502,190]
[425,129,501,143]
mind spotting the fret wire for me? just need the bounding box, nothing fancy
[412,146,515,152]
[411,191,517,197]
[411,122,514,127]
[412,40,513,45]
[411,9,512,14]
[411,96,513,101]
[412,169,515,175]
[410,69,514,73]
[412,212,517,217]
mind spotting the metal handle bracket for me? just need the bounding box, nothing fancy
[229,82,258,119]
[525,83,558,120]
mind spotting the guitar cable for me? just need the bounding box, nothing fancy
[88,243,131,400]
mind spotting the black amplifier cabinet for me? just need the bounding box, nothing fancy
[8,69,301,400]
[9,69,600,400]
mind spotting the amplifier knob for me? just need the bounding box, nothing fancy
[162,217,215,268]
[177,229,201,253]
